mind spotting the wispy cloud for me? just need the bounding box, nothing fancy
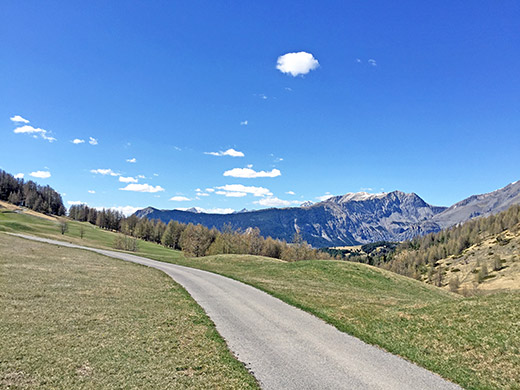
[254,197,300,207]
[30,170,51,179]
[240,120,248,126]
[205,148,245,157]
[286,191,295,195]
[126,158,136,163]
[169,196,191,201]
[316,192,333,201]
[10,115,29,123]
[88,190,96,194]
[89,137,98,145]
[368,59,377,67]
[215,184,271,197]
[71,138,85,144]
[223,167,281,178]
[13,125,56,142]
[119,176,138,183]
[119,183,164,193]
[14,173,24,179]
[90,168,120,176]
[215,191,247,197]
[276,51,319,77]
[176,207,235,214]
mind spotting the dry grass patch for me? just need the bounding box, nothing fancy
[0,234,258,389]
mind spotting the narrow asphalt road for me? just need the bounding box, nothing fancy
[11,233,462,390]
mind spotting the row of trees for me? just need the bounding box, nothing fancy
[0,169,65,216]
[383,204,520,279]
[68,203,332,261]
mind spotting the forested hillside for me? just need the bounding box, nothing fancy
[0,169,65,216]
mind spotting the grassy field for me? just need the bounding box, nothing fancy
[0,233,258,389]
[2,205,519,389]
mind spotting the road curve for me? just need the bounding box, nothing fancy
[11,234,461,390]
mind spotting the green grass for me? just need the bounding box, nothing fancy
[0,208,185,263]
[2,208,519,389]
[0,233,258,389]
[157,255,520,390]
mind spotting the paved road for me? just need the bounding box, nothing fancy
[11,233,462,390]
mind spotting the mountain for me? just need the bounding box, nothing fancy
[135,180,520,248]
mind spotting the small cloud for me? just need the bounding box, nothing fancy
[10,115,30,123]
[205,148,245,157]
[216,191,247,197]
[254,197,300,207]
[119,176,138,183]
[89,137,98,145]
[13,125,56,142]
[316,193,333,202]
[196,192,210,197]
[368,59,377,67]
[286,191,295,195]
[360,187,373,192]
[206,188,215,193]
[356,58,362,63]
[169,196,191,201]
[276,51,320,77]
[259,94,267,100]
[285,87,293,91]
[215,184,271,197]
[126,158,136,163]
[67,200,84,205]
[98,205,142,216]
[137,174,146,179]
[240,120,248,126]
[88,190,96,194]
[29,170,51,179]
[173,146,182,151]
[119,183,165,193]
[90,168,120,176]
[176,207,235,214]
[14,173,24,179]
[153,173,159,177]
[223,167,281,178]
[71,138,85,144]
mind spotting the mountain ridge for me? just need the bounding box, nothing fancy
[134,180,520,247]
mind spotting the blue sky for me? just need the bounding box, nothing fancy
[2,1,519,215]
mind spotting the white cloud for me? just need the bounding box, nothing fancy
[67,200,84,205]
[153,173,159,176]
[216,191,247,197]
[223,167,281,178]
[101,205,141,216]
[14,173,24,179]
[126,158,136,163]
[316,193,333,201]
[88,190,96,194]
[276,51,319,77]
[240,120,248,126]
[215,184,271,197]
[72,138,85,144]
[90,168,120,176]
[137,175,146,179]
[119,176,138,183]
[119,183,165,193]
[169,196,191,201]
[285,87,293,91]
[89,137,98,145]
[196,192,210,197]
[356,58,362,63]
[176,207,235,214]
[258,93,268,100]
[254,197,300,207]
[360,187,373,191]
[29,170,51,179]
[206,188,215,192]
[13,125,56,142]
[10,115,30,123]
[368,59,377,66]
[286,191,295,195]
[205,148,245,157]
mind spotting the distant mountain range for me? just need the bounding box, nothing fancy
[134,180,520,247]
